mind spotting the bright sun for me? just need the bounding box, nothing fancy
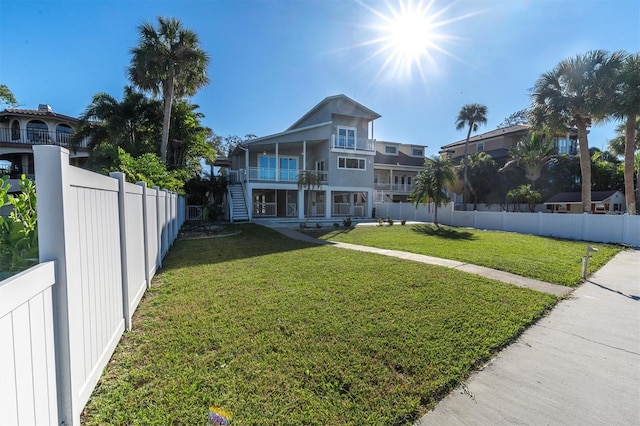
[357,0,476,83]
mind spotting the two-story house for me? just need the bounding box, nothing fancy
[373,141,426,203]
[228,95,380,221]
[439,124,578,165]
[0,104,89,192]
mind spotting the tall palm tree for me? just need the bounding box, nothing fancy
[297,170,322,226]
[611,53,640,214]
[455,103,487,210]
[531,50,624,213]
[499,132,557,190]
[128,16,210,164]
[412,156,455,227]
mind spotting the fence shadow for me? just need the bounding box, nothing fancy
[587,279,640,301]
[411,224,477,240]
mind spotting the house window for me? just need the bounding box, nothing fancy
[315,160,325,171]
[336,127,356,149]
[259,155,276,180]
[412,147,423,156]
[27,120,49,143]
[477,142,484,152]
[279,157,298,181]
[338,156,365,170]
[11,120,20,140]
[56,124,73,144]
[384,145,398,155]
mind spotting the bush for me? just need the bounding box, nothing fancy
[333,222,340,228]
[343,217,352,228]
[387,215,394,226]
[0,175,38,279]
[401,219,406,226]
[315,223,322,229]
[377,217,384,226]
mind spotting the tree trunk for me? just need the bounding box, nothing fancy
[160,76,175,164]
[577,123,592,213]
[462,124,473,211]
[624,116,637,214]
[434,203,439,228]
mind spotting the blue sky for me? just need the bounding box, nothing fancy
[1,0,638,157]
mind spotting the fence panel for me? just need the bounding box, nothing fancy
[143,185,160,283]
[0,262,58,426]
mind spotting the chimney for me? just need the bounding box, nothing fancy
[38,104,52,112]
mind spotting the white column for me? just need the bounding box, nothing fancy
[302,140,307,173]
[325,189,332,218]
[275,143,279,182]
[298,186,305,220]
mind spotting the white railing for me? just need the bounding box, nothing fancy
[374,183,415,193]
[0,128,90,149]
[373,201,640,247]
[186,205,203,221]
[253,202,276,216]
[332,203,366,217]
[0,145,185,426]
[331,134,375,152]
[245,168,328,183]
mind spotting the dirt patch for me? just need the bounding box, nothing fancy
[178,222,240,240]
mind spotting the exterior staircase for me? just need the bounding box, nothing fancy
[228,184,249,222]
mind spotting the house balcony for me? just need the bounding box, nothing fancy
[0,128,90,149]
[228,168,328,184]
[330,134,375,153]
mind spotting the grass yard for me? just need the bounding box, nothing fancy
[82,224,557,425]
[312,224,621,287]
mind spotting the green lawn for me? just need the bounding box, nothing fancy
[82,224,557,425]
[312,224,621,287]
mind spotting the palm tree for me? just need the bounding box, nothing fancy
[611,53,640,214]
[297,170,322,226]
[531,50,624,213]
[412,156,455,227]
[128,16,210,164]
[499,132,557,190]
[455,103,487,210]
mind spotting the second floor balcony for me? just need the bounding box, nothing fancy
[228,168,329,184]
[331,134,375,153]
[374,182,415,193]
[0,128,89,149]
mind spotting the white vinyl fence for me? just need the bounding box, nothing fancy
[0,146,185,425]
[374,201,640,247]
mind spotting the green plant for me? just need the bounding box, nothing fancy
[315,223,321,229]
[0,175,38,279]
[343,216,352,228]
[401,219,407,226]
[387,215,394,226]
[377,217,384,226]
[333,222,340,228]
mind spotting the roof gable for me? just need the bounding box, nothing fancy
[0,108,79,124]
[441,124,529,149]
[287,94,381,131]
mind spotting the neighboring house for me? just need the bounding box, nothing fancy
[439,124,579,165]
[373,141,426,202]
[228,94,381,221]
[0,104,89,192]
[544,190,626,214]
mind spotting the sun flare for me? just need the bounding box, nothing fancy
[357,0,478,83]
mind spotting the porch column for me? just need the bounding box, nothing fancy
[298,186,305,220]
[302,140,306,173]
[244,148,249,181]
[275,143,279,182]
[366,190,373,219]
[325,189,331,218]
[390,170,394,191]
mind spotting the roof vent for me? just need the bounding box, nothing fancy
[38,104,52,112]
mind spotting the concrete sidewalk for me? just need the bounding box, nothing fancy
[418,249,640,425]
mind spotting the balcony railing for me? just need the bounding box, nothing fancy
[0,128,90,149]
[331,135,375,152]
[245,168,328,183]
[374,183,415,193]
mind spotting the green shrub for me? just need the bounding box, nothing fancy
[401,219,407,225]
[387,215,394,226]
[343,217,352,228]
[377,217,384,226]
[0,175,38,279]
[333,222,340,228]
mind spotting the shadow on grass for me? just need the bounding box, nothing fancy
[162,223,321,271]
[411,224,477,240]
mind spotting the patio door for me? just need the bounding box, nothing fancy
[259,156,276,180]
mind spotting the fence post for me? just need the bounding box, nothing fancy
[137,182,152,290]
[154,186,163,268]
[502,210,506,231]
[581,212,589,241]
[110,172,133,331]
[34,145,82,425]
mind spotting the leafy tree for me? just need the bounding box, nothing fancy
[0,84,18,108]
[610,53,640,214]
[0,175,38,278]
[590,149,624,191]
[167,100,215,172]
[499,132,557,189]
[463,152,500,208]
[539,154,581,198]
[128,16,210,164]
[497,109,530,128]
[531,50,624,213]
[455,103,487,209]
[297,170,322,226]
[607,120,640,157]
[506,184,541,213]
[412,156,455,227]
[73,87,162,156]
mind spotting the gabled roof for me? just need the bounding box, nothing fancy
[544,190,621,204]
[0,108,78,123]
[374,151,425,167]
[441,124,529,149]
[287,94,381,131]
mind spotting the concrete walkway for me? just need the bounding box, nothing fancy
[272,226,640,424]
[274,227,571,297]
